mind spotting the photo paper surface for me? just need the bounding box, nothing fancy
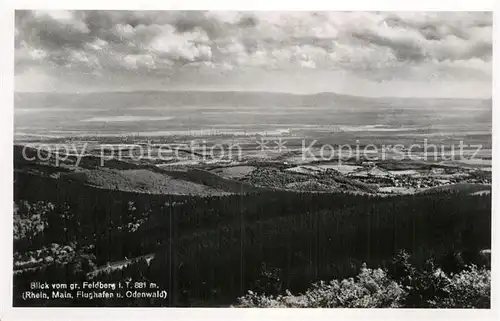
[8,7,494,312]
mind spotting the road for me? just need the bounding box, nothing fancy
[87,253,156,278]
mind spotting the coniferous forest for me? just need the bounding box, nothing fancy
[13,170,491,307]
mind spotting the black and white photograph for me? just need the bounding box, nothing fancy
[4,5,495,314]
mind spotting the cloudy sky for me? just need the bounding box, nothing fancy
[15,11,492,97]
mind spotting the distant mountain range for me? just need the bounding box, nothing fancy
[15,90,488,110]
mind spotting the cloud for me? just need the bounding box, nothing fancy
[14,10,492,96]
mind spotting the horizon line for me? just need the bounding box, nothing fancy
[13,89,489,100]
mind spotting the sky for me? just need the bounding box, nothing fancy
[14,11,492,98]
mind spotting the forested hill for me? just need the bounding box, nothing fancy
[14,165,491,306]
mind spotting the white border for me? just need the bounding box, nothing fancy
[1,1,498,320]
[0,0,498,11]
